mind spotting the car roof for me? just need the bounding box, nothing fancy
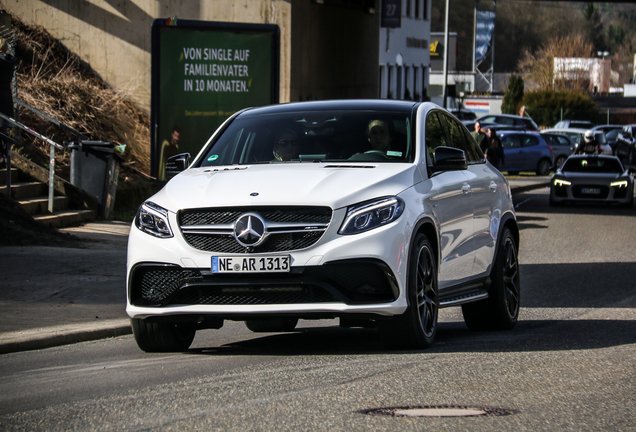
[239,99,421,117]
[542,132,572,139]
[498,129,540,135]
[543,128,602,134]
[479,114,525,119]
[566,154,619,160]
[592,124,622,130]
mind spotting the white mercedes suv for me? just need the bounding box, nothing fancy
[127,100,520,352]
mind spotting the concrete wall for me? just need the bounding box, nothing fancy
[290,0,379,101]
[3,0,292,110]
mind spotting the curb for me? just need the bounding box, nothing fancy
[0,319,132,355]
[510,182,550,194]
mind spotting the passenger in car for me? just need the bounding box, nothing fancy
[272,128,300,161]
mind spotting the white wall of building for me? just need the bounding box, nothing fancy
[379,0,431,101]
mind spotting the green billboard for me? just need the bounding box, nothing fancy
[151,19,280,180]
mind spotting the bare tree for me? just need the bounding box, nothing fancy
[518,34,594,91]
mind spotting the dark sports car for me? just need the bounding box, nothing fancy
[550,155,634,207]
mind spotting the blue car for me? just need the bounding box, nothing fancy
[497,130,555,176]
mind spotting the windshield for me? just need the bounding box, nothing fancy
[197,110,413,166]
[562,157,624,174]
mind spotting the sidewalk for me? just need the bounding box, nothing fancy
[0,178,550,354]
[0,221,133,354]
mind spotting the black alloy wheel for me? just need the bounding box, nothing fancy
[380,233,438,349]
[462,227,520,331]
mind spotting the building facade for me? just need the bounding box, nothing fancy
[378,0,431,101]
[6,0,381,110]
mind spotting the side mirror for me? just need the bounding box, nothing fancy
[165,153,191,179]
[432,146,467,172]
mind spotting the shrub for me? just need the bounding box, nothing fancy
[523,89,598,127]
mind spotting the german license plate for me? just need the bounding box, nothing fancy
[581,188,601,194]
[212,255,290,273]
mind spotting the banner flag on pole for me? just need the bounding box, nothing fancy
[475,10,495,63]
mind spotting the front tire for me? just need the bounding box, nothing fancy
[462,227,520,331]
[380,234,438,349]
[131,318,196,352]
[555,155,566,169]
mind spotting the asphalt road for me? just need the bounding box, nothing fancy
[0,187,635,431]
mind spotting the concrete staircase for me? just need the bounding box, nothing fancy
[0,154,98,229]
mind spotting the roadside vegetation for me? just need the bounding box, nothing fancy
[10,16,154,221]
[432,1,636,87]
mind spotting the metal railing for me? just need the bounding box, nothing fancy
[0,110,65,213]
[1,101,112,214]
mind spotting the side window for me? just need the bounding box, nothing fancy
[439,113,465,149]
[462,126,485,161]
[481,116,496,123]
[425,112,447,166]
[543,135,556,147]
[522,135,539,147]
[501,135,521,150]
[556,136,570,146]
[439,113,480,162]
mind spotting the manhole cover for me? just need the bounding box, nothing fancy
[361,405,519,418]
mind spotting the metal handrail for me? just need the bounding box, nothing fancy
[1,131,16,194]
[0,111,64,213]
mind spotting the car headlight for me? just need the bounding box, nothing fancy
[339,197,405,235]
[554,179,571,187]
[610,180,628,188]
[135,201,173,238]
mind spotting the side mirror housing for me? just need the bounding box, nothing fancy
[165,153,191,179]
[432,146,468,172]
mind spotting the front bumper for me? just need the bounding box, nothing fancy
[551,181,633,204]
[126,206,411,320]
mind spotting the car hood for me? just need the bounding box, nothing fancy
[559,172,628,181]
[151,163,422,212]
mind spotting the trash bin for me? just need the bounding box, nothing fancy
[69,141,119,219]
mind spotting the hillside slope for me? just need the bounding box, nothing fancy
[7,15,155,221]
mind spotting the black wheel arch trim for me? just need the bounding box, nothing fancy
[493,211,519,267]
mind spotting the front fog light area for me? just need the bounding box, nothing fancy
[135,201,173,238]
[339,197,405,235]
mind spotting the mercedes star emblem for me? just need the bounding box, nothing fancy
[234,213,266,247]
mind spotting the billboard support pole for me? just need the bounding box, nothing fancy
[473,0,477,75]
[490,0,496,93]
[442,0,450,108]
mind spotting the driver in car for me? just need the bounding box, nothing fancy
[367,119,394,153]
[272,128,300,161]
